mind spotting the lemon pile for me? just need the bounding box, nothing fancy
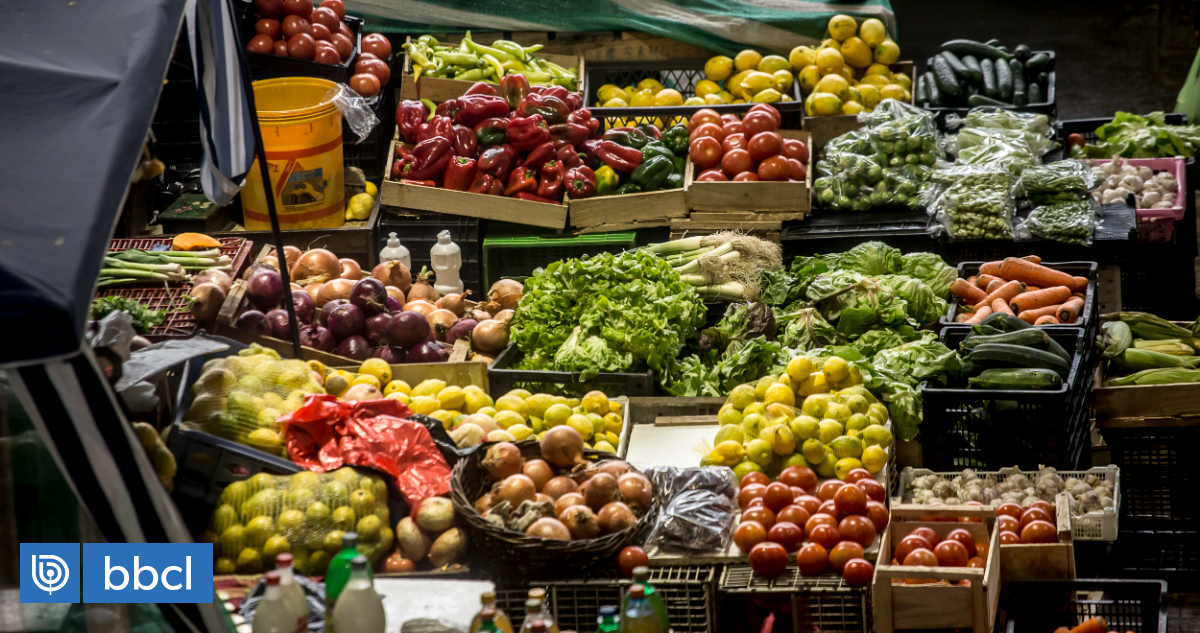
[704,355,894,482]
[596,51,795,111]
[790,15,909,117]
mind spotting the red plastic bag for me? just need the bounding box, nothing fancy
[280,395,451,503]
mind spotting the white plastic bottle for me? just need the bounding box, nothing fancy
[275,553,308,633]
[254,572,303,633]
[379,232,411,269]
[331,556,386,633]
[430,230,463,296]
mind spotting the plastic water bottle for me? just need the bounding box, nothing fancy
[622,567,668,631]
[430,230,463,295]
[330,556,385,633]
[471,591,514,633]
[618,585,662,633]
[253,572,302,633]
[275,553,308,633]
[596,605,620,633]
[379,232,411,269]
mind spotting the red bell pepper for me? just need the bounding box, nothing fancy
[543,86,570,101]
[478,145,515,182]
[455,94,510,128]
[499,73,530,110]
[474,117,508,147]
[394,136,453,180]
[435,99,463,121]
[504,166,539,197]
[397,100,429,144]
[565,165,597,199]
[516,93,569,124]
[557,144,583,170]
[444,156,477,191]
[514,192,558,204]
[469,172,503,195]
[637,123,662,141]
[451,125,478,158]
[550,122,589,149]
[464,81,498,97]
[399,179,436,187]
[499,143,522,166]
[596,140,643,174]
[567,108,600,138]
[527,86,544,95]
[538,159,565,201]
[579,139,604,170]
[565,92,583,112]
[416,115,454,143]
[506,114,550,152]
[521,142,557,169]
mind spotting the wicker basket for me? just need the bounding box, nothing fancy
[451,439,659,578]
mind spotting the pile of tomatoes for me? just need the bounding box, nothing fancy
[687,105,809,183]
[995,501,1060,545]
[890,526,985,576]
[735,467,884,587]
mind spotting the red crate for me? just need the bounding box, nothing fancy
[108,237,254,281]
[94,286,198,339]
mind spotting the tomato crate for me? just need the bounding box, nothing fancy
[233,0,362,83]
[93,286,199,340]
[481,231,636,289]
[488,344,657,398]
[998,579,1167,633]
[719,566,871,633]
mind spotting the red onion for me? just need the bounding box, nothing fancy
[266,308,292,339]
[327,303,365,341]
[386,296,402,313]
[427,309,458,340]
[445,319,477,345]
[387,311,431,349]
[290,289,316,323]
[299,322,335,351]
[235,310,271,335]
[350,277,389,316]
[408,341,449,363]
[373,346,407,363]
[335,335,371,360]
[364,312,392,346]
[247,267,284,311]
[320,299,347,325]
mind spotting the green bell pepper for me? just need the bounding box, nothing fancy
[673,156,686,173]
[641,141,675,164]
[662,124,690,156]
[630,155,673,192]
[664,171,684,190]
[595,165,620,196]
[614,183,643,195]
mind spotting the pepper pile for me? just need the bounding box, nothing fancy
[402,32,578,90]
[689,104,809,183]
[588,121,690,197]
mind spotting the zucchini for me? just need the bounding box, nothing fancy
[1025,52,1050,71]
[985,39,1001,46]
[965,343,1071,378]
[1013,44,1032,61]
[1013,91,1027,106]
[1037,71,1048,84]
[961,329,1051,352]
[961,55,982,81]
[1028,82,1042,104]
[941,51,971,80]
[980,58,997,97]
[942,39,1013,62]
[924,71,942,107]
[980,311,1028,332]
[1010,59,1026,98]
[915,74,928,105]
[968,94,1011,107]
[968,368,1063,390]
[996,57,1013,101]
[932,55,961,97]
[970,324,1005,336]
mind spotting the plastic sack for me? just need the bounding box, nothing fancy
[951,127,1054,159]
[280,395,452,504]
[644,466,738,502]
[954,129,1041,174]
[927,163,1016,240]
[644,489,736,555]
[1018,198,1100,246]
[1017,160,1100,205]
[327,84,379,143]
[946,107,1053,136]
[204,465,391,575]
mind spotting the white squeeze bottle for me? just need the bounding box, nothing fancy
[379,231,411,269]
[254,572,301,633]
[430,230,463,295]
[275,554,308,633]
[331,556,385,633]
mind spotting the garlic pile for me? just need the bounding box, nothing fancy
[901,466,1115,517]
[1090,157,1179,209]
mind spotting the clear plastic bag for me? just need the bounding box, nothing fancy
[954,129,1041,174]
[927,163,1016,240]
[1018,197,1100,246]
[643,466,738,502]
[644,489,736,555]
[951,127,1054,159]
[327,84,379,143]
[1017,159,1101,205]
[948,107,1053,136]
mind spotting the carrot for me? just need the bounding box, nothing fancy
[1069,617,1107,633]
[979,261,1002,277]
[1058,297,1085,324]
[976,274,1001,289]
[1073,276,1089,291]
[966,275,978,286]
[985,278,1004,293]
[998,257,1076,288]
[964,306,992,324]
[1021,254,1042,264]
[974,279,1025,310]
[1071,292,1085,301]
[950,278,988,304]
[1010,286,1073,313]
[992,297,1014,316]
[955,313,971,323]
[1034,315,1060,325]
[1018,304,1062,323]
[1053,628,1071,633]
[1023,285,1041,292]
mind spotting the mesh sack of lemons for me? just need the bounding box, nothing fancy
[199,467,391,576]
[702,354,893,482]
[182,344,326,456]
[788,15,909,117]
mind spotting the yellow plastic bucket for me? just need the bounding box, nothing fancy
[243,77,344,230]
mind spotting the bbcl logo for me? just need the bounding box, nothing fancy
[20,543,213,603]
[20,544,80,603]
[33,554,70,594]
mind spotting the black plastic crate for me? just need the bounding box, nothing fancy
[922,51,1057,130]
[344,84,395,182]
[780,211,937,258]
[1109,530,1200,592]
[584,60,802,130]
[233,0,362,83]
[920,326,1092,470]
[941,261,1098,337]
[488,344,656,398]
[377,212,482,295]
[998,579,1166,633]
[1095,419,1200,531]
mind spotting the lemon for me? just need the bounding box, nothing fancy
[844,87,862,105]
[714,440,746,465]
[830,435,863,459]
[629,89,656,107]
[772,70,794,93]
[495,394,530,419]
[894,73,912,92]
[733,459,764,480]
[861,445,888,473]
[781,358,812,385]
[867,403,890,424]
[835,457,864,480]
[815,48,844,75]
[821,356,849,383]
[583,413,605,438]
[385,392,410,405]
[857,84,882,109]
[752,88,782,103]
[845,413,872,433]
[840,36,872,69]
[862,424,894,449]
[763,382,796,408]
[489,411,519,430]
[725,70,753,98]
[603,97,630,108]
[729,384,757,410]
[322,373,348,396]
[636,77,664,93]
[655,88,684,106]
[703,94,726,105]
[597,83,621,100]
[741,413,767,441]
[734,49,763,72]
[383,380,411,397]
[603,412,623,434]
[594,440,616,454]
[801,438,827,464]
[407,396,438,415]
[874,39,900,65]
[815,74,850,101]
[432,386,463,411]
[357,359,391,385]
[789,45,817,71]
[719,406,744,426]
[576,391,606,416]
[351,374,380,391]
[880,84,907,102]
[745,438,773,466]
[864,63,892,78]
[757,55,791,74]
[410,379,444,398]
[428,410,454,427]
[477,406,497,418]
[791,66,818,96]
[744,402,766,418]
[859,18,887,48]
[740,71,776,96]
[818,419,843,444]
[532,405,566,431]
[714,90,735,103]
[827,403,854,423]
[827,14,858,41]
[816,452,838,478]
[764,403,796,425]
[705,55,734,81]
[566,414,594,439]
[715,424,745,446]
[859,74,890,88]
[753,376,776,401]
[789,415,821,441]
[799,397,827,422]
[799,371,830,395]
[762,424,797,455]
[810,92,842,116]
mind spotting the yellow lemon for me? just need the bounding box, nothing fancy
[825,403,852,423]
[718,406,744,426]
[605,431,620,446]
[761,424,796,455]
[859,18,887,48]
[859,74,890,88]
[543,403,571,428]
[773,70,794,93]
[740,71,776,95]
[428,410,454,427]
[827,14,858,41]
[757,55,792,74]
[610,401,623,416]
[874,39,900,65]
[845,87,862,105]
[495,394,530,419]
[597,83,621,100]
[566,414,594,439]
[603,413,623,434]
[845,413,872,433]
[861,445,888,473]
[815,47,844,75]
[695,79,722,98]
[830,435,863,459]
[867,403,890,424]
[787,356,814,383]
[729,384,757,410]
[777,374,797,393]
[864,63,892,78]
[505,389,532,400]
[734,49,763,72]
[752,88,782,103]
[880,84,907,102]
[383,380,411,396]
[745,438,773,466]
[815,74,850,101]
[789,45,817,71]
[741,414,767,441]
[857,84,882,109]
[843,395,869,415]
[725,70,753,98]
[477,406,497,418]
[801,438,827,464]
[704,94,726,105]
[629,89,656,107]
[655,88,684,106]
[816,453,838,479]
[464,386,493,414]
[594,441,616,454]
[508,424,534,441]
[357,358,391,385]
[585,413,607,438]
[714,424,744,446]
[822,356,850,383]
[385,392,410,405]
[436,386,465,411]
[782,453,809,470]
[714,440,746,465]
[835,457,864,480]
[799,371,830,395]
[412,379,446,398]
[602,97,629,108]
[733,459,763,480]
[810,92,842,116]
[490,410,521,430]
[840,37,872,69]
[862,424,894,449]
[764,403,796,424]
[754,376,777,401]
[789,415,821,441]
[893,73,912,91]
[714,90,735,103]
[744,402,766,418]
[351,374,380,390]
[705,55,734,81]
[581,391,610,415]
[797,65,822,95]
[636,78,664,93]
[818,419,844,444]
[764,383,796,408]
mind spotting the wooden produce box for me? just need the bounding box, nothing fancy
[1092,358,1200,419]
[399,36,584,102]
[803,61,916,153]
[567,185,688,231]
[998,493,1075,584]
[683,130,812,216]
[381,138,569,229]
[872,505,1001,633]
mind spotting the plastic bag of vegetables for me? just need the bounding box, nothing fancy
[1018,160,1101,205]
[1017,198,1099,246]
[950,107,1053,136]
[926,163,1016,240]
[951,126,1055,161]
[953,128,1041,175]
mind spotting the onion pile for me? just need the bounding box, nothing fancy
[471,434,652,541]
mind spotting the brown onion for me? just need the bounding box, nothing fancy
[534,493,553,505]
[189,283,226,322]
[282,245,302,270]
[582,473,621,511]
[262,255,281,271]
[474,492,495,515]
[407,269,439,302]
[482,442,524,481]
[427,309,458,340]
[597,460,633,480]
[193,269,233,294]
[494,309,515,326]
[542,476,578,500]
[469,309,493,322]
[292,248,340,282]
[306,282,324,302]
[523,459,554,492]
[525,517,570,540]
[496,474,536,507]
[339,258,363,280]
[385,286,406,305]
[372,260,412,293]
[555,492,586,516]
[618,472,653,511]
[472,319,510,353]
[541,426,586,470]
[489,279,523,311]
[470,351,497,365]
[403,299,436,316]
[435,290,471,317]
[559,504,600,540]
[597,501,636,535]
[316,278,355,307]
[290,283,302,291]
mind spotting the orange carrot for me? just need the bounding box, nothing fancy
[966,275,978,286]
[1010,286,1073,313]
[1053,628,1071,633]
[950,278,988,304]
[979,261,1002,277]
[1023,285,1041,292]
[955,313,971,323]
[976,274,1001,289]
[986,278,1004,293]
[1034,315,1060,325]
[1071,292,1085,301]
[1069,617,1107,633]
[998,257,1076,288]
[1073,276,1089,291]
[992,297,1014,316]
[1018,304,1062,323]
[1058,297,1085,324]
[1021,255,1042,264]
[964,306,992,324]
[974,279,1025,310]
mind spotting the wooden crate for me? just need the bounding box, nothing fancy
[399,36,583,102]
[1092,360,1200,419]
[803,61,916,153]
[568,186,688,229]
[381,139,568,229]
[683,130,812,214]
[872,505,1001,633]
[998,493,1075,584]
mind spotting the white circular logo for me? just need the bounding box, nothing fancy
[32,555,69,594]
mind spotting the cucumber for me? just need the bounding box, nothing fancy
[941,51,971,80]
[961,55,982,81]
[942,39,1013,61]
[995,58,1013,101]
[1013,91,1027,106]
[1037,71,1048,84]
[980,58,997,97]
[1028,82,1042,103]
[961,329,1051,353]
[965,343,1071,378]
[915,74,928,105]
[985,39,1001,46]
[968,368,1063,390]
[924,71,942,107]
[970,324,1005,337]
[1013,44,1032,61]
[968,94,1012,107]
[1010,59,1026,98]
[932,55,961,97]
[980,311,1028,332]
[1025,53,1050,71]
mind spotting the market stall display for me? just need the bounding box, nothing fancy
[944,259,1097,330]
[794,15,908,117]
[918,41,1055,120]
[402,33,579,90]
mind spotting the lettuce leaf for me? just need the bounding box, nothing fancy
[777,307,845,351]
[834,241,903,276]
[877,274,949,326]
[661,338,788,397]
[899,252,957,298]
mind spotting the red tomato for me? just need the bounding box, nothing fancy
[934,539,969,567]
[804,513,837,535]
[763,483,794,513]
[314,46,342,65]
[818,499,838,518]
[281,14,312,38]
[742,110,778,136]
[768,521,805,552]
[722,121,745,137]
[944,528,978,556]
[362,33,393,59]
[696,168,728,182]
[838,515,877,547]
[853,478,885,504]
[742,506,776,530]
[794,495,821,515]
[246,34,276,54]
[738,483,767,509]
[816,480,845,502]
[321,0,346,18]
[720,113,742,125]
[689,122,725,143]
[690,136,724,170]
[282,0,312,16]
[312,23,332,42]
[996,515,1022,535]
[329,32,352,60]
[996,503,1024,519]
[842,558,873,587]
[618,546,648,577]
[733,520,767,554]
[829,540,864,572]
[255,19,282,38]
[733,172,759,182]
[273,40,289,55]
[1021,520,1058,544]
[721,133,747,154]
[777,505,811,529]
[959,501,985,522]
[746,497,764,509]
[255,0,285,18]
[383,552,415,573]
[1029,500,1055,516]
[747,131,784,162]
[1020,507,1053,529]
[808,524,841,549]
[833,484,868,517]
[911,527,941,547]
[355,58,391,86]
[721,149,752,177]
[999,530,1021,545]
[349,73,380,96]
[843,468,873,485]
[966,556,986,568]
[740,472,771,488]
[287,33,317,60]
[781,138,809,163]
[797,543,828,575]
[902,548,938,567]
[779,466,818,492]
[865,501,889,532]
[894,534,932,563]
[749,542,788,577]
[311,6,341,32]
[749,103,782,126]
[787,158,807,181]
[789,486,806,501]
[689,109,722,130]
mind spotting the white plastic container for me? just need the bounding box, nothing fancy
[253,572,304,633]
[275,554,308,633]
[331,556,385,633]
[379,232,411,269]
[430,230,463,296]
